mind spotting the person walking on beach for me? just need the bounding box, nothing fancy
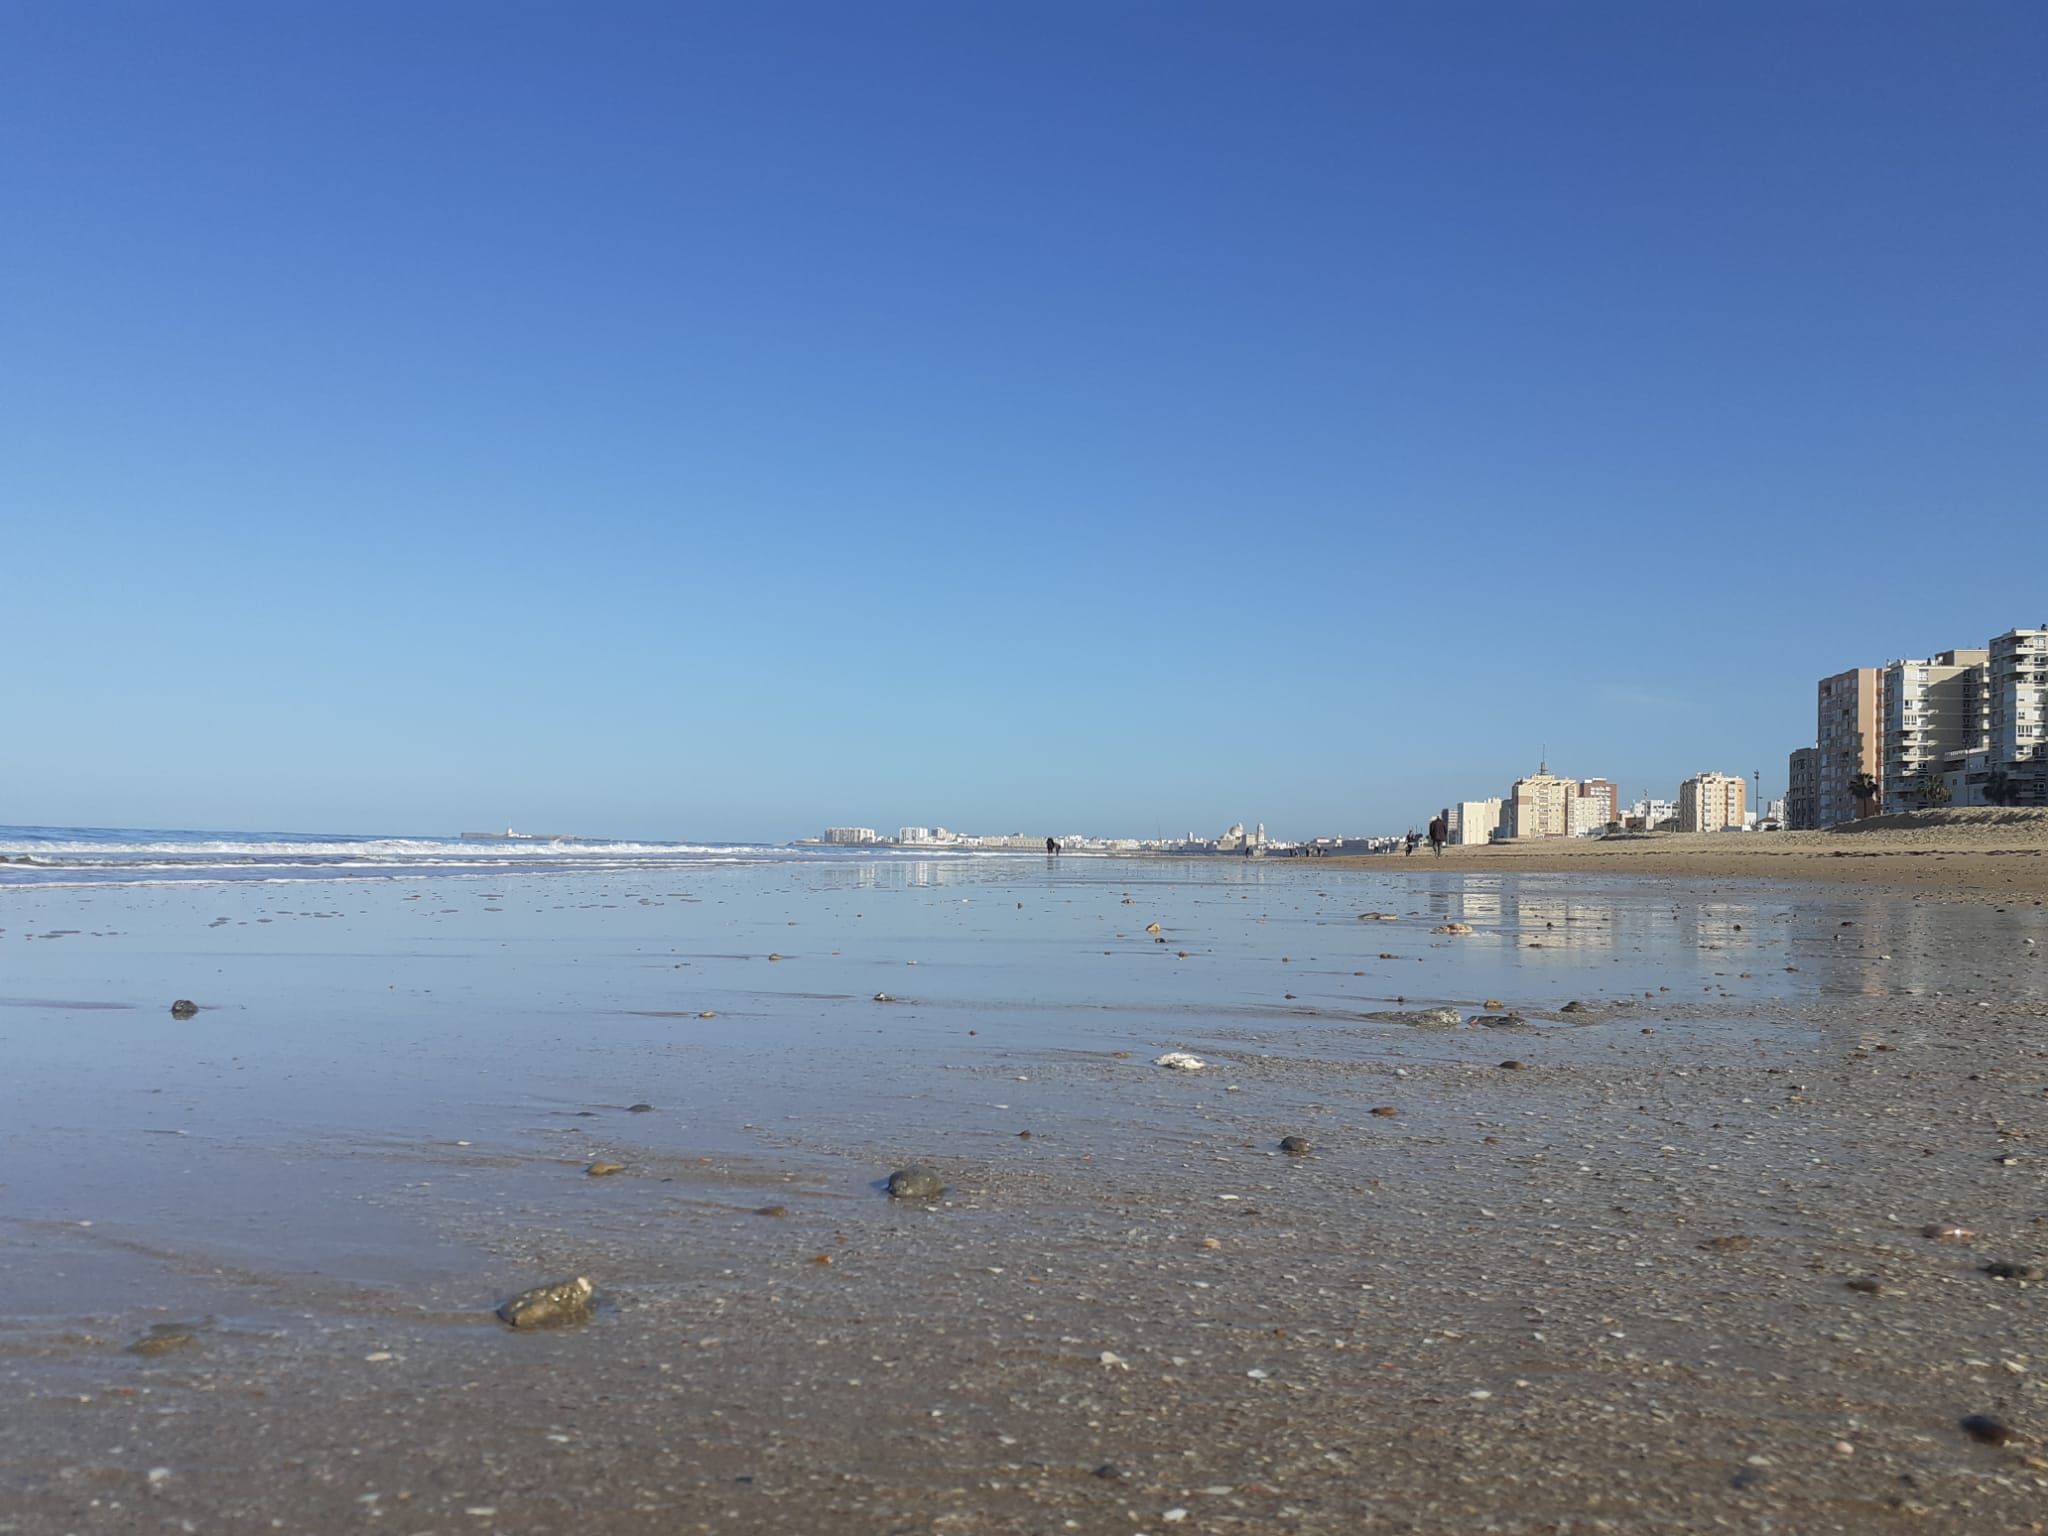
[1045,837,1060,856]
[1427,816,1446,857]
[1405,829,1420,856]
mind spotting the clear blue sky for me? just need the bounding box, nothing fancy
[4,2,2044,841]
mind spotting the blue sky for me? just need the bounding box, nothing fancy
[4,2,2044,840]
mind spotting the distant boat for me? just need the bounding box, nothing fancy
[459,828,583,842]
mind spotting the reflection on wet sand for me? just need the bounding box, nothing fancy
[0,859,2043,1531]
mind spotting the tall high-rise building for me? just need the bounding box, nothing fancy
[1506,762,1571,839]
[1880,649,1989,812]
[1815,668,1882,825]
[1678,772,1747,832]
[1567,779,1619,836]
[1786,747,1820,830]
[1988,626,2048,805]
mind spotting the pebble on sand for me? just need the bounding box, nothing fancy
[1279,1135,1312,1155]
[1155,1052,1206,1070]
[626,1103,655,1113]
[1984,1260,2044,1281]
[1432,923,1475,936]
[1922,1223,1974,1242]
[1961,1414,2013,1446]
[496,1276,594,1330]
[587,1162,626,1177]
[126,1330,198,1356]
[169,999,198,1018]
[886,1166,946,1201]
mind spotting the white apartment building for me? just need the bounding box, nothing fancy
[896,827,934,844]
[1989,626,2048,805]
[1881,649,1989,812]
[821,827,879,844]
[1678,772,1747,832]
[1447,798,1504,845]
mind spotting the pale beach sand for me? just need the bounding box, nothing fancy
[1346,807,2048,904]
[2,850,2044,1533]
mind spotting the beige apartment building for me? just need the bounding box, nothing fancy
[1447,798,1504,845]
[1506,763,1571,839]
[1566,778,1619,836]
[1880,649,1989,812]
[1678,772,1747,832]
[1815,668,1882,825]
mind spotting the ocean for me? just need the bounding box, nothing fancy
[0,823,1016,889]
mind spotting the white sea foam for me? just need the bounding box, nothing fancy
[0,825,1011,891]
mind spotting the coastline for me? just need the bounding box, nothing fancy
[1316,809,2048,904]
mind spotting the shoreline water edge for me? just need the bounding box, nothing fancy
[1,820,2044,1531]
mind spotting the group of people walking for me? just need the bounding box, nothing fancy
[1405,817,1448,857]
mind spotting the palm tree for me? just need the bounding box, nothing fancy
[1848,771,1881,819]
[1914,771,1951,808]
[1982,769,2018,808]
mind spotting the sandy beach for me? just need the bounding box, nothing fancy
[1343,808,2048,905]
[3,846,2045,1534]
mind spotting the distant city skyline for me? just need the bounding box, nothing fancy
[4,5,2044,840]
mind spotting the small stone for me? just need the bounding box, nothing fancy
[126,1329,197,1357]
[169,999,198,1019]
[1370,1106,1398,1118]
[1483,999,1505,1010]
[1960,1414,2012,1446]
[1372,1007,1463,1030]
[1093,1463,1124,1479]
[586,1161,626,1177]
[754,1205,788,1218]
[1560,1000,1585,1013]
[1432,922,1474,936]
[1845,1277,1886,1294]
[872,992,892,1002]
[1471,1013,1531,1030]
[1985,1260,2045,1281]
[698,1010,716,1018]
[886,1166,945,1201]
[1146,922,1161,934]
[1499,1059,1527,1071]
[1279,1135,1312,1155]
[1154,1052,1206,1070]
[497,1276,594,1330]
[1922,1223,1973,1242]
[627,1103,655,1113]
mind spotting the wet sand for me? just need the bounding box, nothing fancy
[2,860,2045,1533]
